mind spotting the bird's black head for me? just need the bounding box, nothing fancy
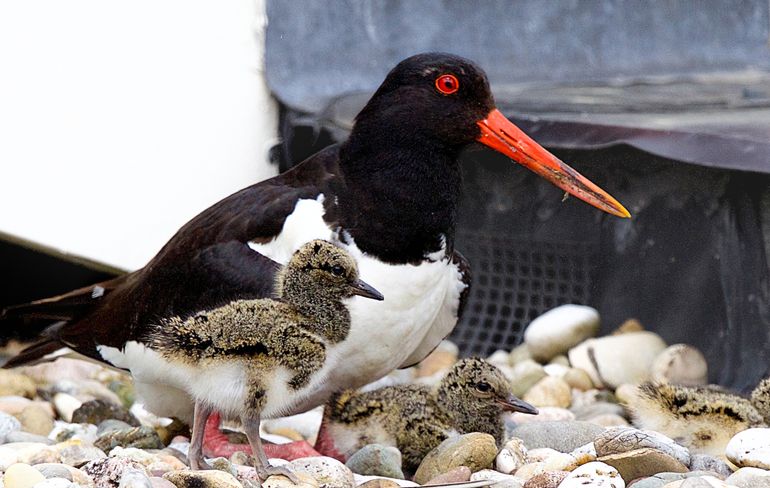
[352,53,494,151]
[344,52,630,219]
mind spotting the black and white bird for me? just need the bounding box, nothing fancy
[146,239,382,474]
[2,53,629,437]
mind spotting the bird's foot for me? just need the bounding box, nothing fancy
[188,453,212,471]
[203,411,321,460]
[257,465,299,484]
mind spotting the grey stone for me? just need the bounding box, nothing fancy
[571,402,626,421]
[162,470,242,488]
[97,420,135,437]
[726,467,770,488]
[94,426,164,451]
[345,444,404,479]
[511,421,605,452]
[35,463,73,481]
[72,400,139,427]
[0,411,22,442]
[118,467,153,488]
[594,427,690,466]
[597,448,688,481]
[284,456,356,488]
[688,454,731,479]
[5,431,55,444]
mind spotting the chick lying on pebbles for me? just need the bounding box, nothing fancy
[318,357,538,472]
[628,381,766,457]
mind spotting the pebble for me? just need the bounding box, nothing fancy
[523,377,572,409]
[0,370,37,398]
[51,395,81,423]
[725,467,770,487]
[650,345,708,386]
[51,421,98,443]
[72,400,139,427]
[509,361,548,398]
[522,471,568,488]
[262,472,319,488]
[523,305,600,362]
[98,420,135,436]
[612,319,645,335]
[355,479,400,488]
[726,428,770,469]
[563,369,594,391]
[557,461,624,487]
[353,475,418,487]
[54,440,106,467]
[148,478,176,488]
[586,415,629,428]
[512,462,545,481]
[162,470,242,488]
[598,448,687,481]
[345,444,404,479]
[31,478,76,488]
[571,402,625,421]
[16,405,54,437]
[687,454,731,479]
[285,456,355,488]
[118,468,153,488]
[34,464,72,481]
[594,427,690,467]
[660,477,732,487]
[511,421,605,453]
[413,433,497,484]
[568,332,667,389]
[0,411,22,441]
[3,463,46,488]
[511,408,575,424]
[95,426,164,452]
[423,466,471,484]
[470,469,524,488]
[543,364,570,379]
[82,457,148,488]
[488,350,512,367]
[496,438,528,474]
[509,344,533,366]
[0,396,35,416]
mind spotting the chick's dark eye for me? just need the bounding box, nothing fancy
[331,265,344,276]
[476,382,491,392]
[435,74,459,95]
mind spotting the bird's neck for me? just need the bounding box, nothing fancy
[334,133,463,264]
[284,292,351,345]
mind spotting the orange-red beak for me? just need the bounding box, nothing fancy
[477,109,631,218]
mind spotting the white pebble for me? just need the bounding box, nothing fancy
[557,461,624,487]
[51,395,80,423]
[726,428,770,469]
[4,463,46,488]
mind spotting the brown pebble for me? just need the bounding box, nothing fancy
[612,318,645,335]
[523,471,569,488]
[356,479,401,488]
[424,466,472,485]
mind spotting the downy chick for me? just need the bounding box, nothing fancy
[148,239,383,477]
[628,381,766,457]
[319,357,538,472]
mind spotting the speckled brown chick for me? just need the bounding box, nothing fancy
[751,377,770,424]
[319,357,537,472]
[629,381,766,458]
[147,239,383,476]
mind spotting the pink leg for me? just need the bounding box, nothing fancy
[202,410,322,461]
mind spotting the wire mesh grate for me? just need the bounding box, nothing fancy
[450,232,595,357]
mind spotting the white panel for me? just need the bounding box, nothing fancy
[0,0,279,270]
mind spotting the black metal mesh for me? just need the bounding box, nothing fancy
[450,232,595,357]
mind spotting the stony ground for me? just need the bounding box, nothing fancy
[0,304,768,488]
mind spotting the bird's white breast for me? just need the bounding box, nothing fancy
[248,195,466,413]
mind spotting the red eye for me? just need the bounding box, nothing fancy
[435,74,459,95]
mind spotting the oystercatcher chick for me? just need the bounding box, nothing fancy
[3,52,628,457]
[318,358,537,472]
[147,239,382,474]
[628,381,765,457]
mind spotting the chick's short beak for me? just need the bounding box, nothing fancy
[350,278,384,301]
[497,394,539,415]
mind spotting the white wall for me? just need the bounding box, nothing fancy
[0,0,279,271]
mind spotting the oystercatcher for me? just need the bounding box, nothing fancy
[146,239,381,473]
[3,52,628,455]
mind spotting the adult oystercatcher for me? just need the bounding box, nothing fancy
[3,52,628,457]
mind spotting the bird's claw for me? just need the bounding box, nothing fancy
[257,465,299,484]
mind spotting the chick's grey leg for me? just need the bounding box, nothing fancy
[242,413,299,483]
[189,401,213,470]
